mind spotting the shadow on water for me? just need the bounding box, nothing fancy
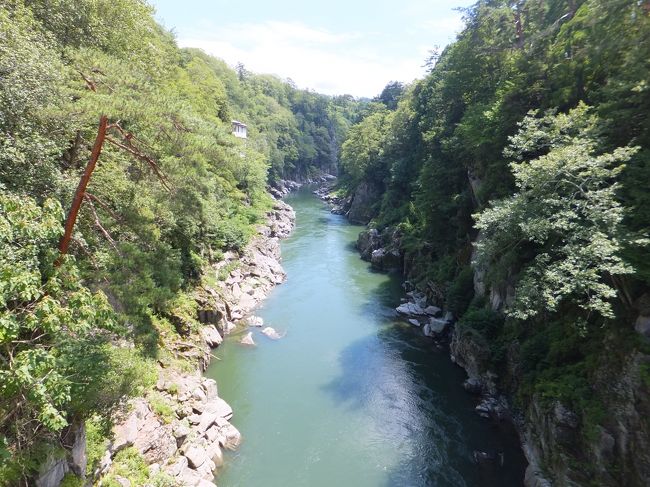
[322,268,527,487]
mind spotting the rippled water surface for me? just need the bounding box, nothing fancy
[205,188,526,486]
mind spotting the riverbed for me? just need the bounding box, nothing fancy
[205,188,526,486]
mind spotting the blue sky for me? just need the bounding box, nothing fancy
[149,0,473,97]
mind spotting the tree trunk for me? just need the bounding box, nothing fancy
[58,115,108,260]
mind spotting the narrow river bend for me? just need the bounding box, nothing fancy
[205,188,526,486]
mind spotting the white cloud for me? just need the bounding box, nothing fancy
[178,20,425,97]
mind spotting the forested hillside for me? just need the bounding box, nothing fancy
[0,1,363,484]
[338,0,650,485]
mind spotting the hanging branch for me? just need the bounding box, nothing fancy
[77,70,97,92]
[57,115,108,262]
[85,196,119,252]
[105,122,173,191]
[85,192,122,223]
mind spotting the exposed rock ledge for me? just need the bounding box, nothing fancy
[47,199,297,487]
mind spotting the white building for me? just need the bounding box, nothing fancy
[231,120,247,139]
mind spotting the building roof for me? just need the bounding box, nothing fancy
[231,120,247,127]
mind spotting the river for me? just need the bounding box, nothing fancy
[204,188,527,486]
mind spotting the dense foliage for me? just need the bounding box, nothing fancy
[340,0,650,483]
[0,0,362,483]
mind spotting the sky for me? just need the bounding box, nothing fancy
[149,0,474,98]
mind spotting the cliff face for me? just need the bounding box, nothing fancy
[347,181,380,224]
[455,274,650,487]
[351,208,650,487]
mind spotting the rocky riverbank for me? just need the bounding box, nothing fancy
[36,199,297,487]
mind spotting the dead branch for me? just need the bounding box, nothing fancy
[77,70,97,92]
[85,197,119,252]
[105,135,172,191]
[85,192,122,223]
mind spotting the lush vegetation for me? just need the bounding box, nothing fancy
[0,0,363,483]
[340,0,650,483]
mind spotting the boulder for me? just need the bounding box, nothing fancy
[248,315,264,327]
[192,387,207,403]
[219,422,242,450]
[475,395,509,420]
[370,248,401,270]
[240,332,255,346]
[396,302,426,317]
[357,229,381,260]
[473,450,504,468]
[111,402,144,452]
[164,455,188,477]
[408,318,421,327]
[423,318,449,337]
[406,291,427,308]
[201,325,223,347]
[202,379,218,400]
[132,414,177,464]
[207,441,224,467]
[195,458,216,481]
[205,397,234,421]
[177,465,204,486]
[261,326,283,339]
[197,412,218,434]
[223,321,236,335]
[423,305,441,316]
[114,476,131,487]
[184,445,209,469]
[173,423,190,447]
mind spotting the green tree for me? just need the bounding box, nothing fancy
[474,104,638,321]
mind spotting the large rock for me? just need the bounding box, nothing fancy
[132,414,176,464]
[111,400,149,452]
[164,455,188,477]
[205,397,234,421]
[203,378,218,400]
[219,422,242,450]
[261,326,283,339]
[423,305,442,316]
[347,181,380,224]
[184,445,209,469]
[370,248,401,270]
[36,457,68,487]
[201,325,223,347]
[423,318,449,337]
[396,302,426,317]
[69,420,87,477]
[475,395,509,420]
[207,440,224,467]
[357,228,381,260]
[176,465,204,486]
[240,332,255,346]
[248,315,264,327]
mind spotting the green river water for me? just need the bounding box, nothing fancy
[205,188,527,486]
